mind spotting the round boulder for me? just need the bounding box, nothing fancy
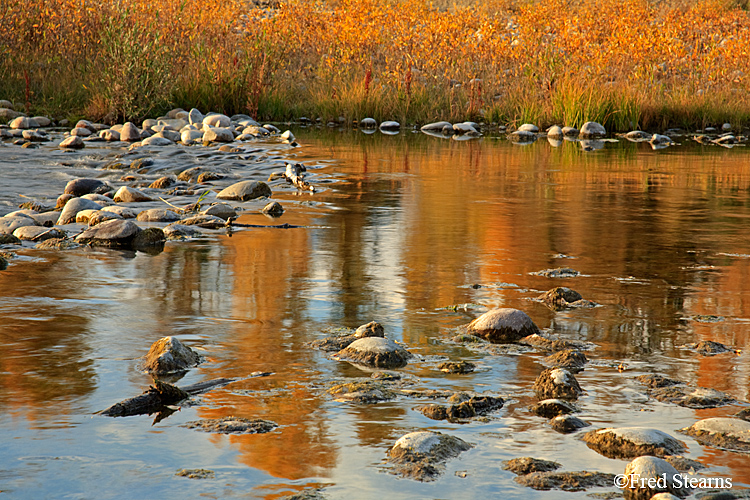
[136,209,182,223]
[57,197,104,225]
[202,127,234,143]
[334,337,411,369]
[120,122,141,142]
[550,415,590,434]
[200,203,237,220]
[113,186,154,203]
[467,308,540,343]
[64,178,110,197]
[547,125,563,139]
[59,136,84,149]
[261,201,284,217]
[583,427,686,459]
[533,368,582,400]
[217,180,272,201]
[75,219,141,248]
[141,336,201,375]
[360,117,378,129]
[579,121,606,138]
[621,456,689,499]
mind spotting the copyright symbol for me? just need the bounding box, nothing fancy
[614,474,629,488]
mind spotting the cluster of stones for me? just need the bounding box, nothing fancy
[419,121,482,139]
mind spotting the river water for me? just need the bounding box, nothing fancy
[0,128,748,499]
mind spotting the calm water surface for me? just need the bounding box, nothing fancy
[0,129,749,499]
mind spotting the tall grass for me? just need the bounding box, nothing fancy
[1,0,750,130]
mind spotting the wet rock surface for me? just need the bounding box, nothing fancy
[537,287,597,310]
[583,427,686,459]
[533,368,583,400]
[467,307,540,343]
[689,340,734,355]
[437,360,475,373]
[636,374,737,408]
[514,470,615,492]
[334,337,411,369]
[217,180,272,201]
[141,337,202,375]
[622,456,690,499]
[327,380,398,403]
[503,457,561,475]
[417,395,503,422]
[175,468,215,479]
[530,398,578,418]
[679,417,750,452]
[182,417,278,434]
[387,430,472,481]
[549,414,590,433]
[530,267,580,278]
[542,349,588,373]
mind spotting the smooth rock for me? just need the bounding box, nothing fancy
[163,223,203,240]
[379,120,400,131]
[119,122,140,142]
[562,126,579,137]
[530,398,577,418]
[181,129,203,144]
[9,116,39,129]
[334,337,411,369]
[467,308,540,343]
[509,130,537,143]
[188,108,204,125]
[583,427,686,459]
[453,122,479,134]
[549,415,590,433]
[180,214,226,228]
[533,368,582,400]
[113,186,154,203]
[59,136,84,149]
[203,114,231,128]
[579,121,606,138]
[359,118,378,129]
[217,180,272,201]
[12,226,64,241]
[141,336,201,375]
[280,130,295,143]
[547,125,563,139]
[75,219,141,248]
[622,456,689,498]
[65,178,110,197]
[518,123,539,133]
[22,130,49,142]
[201,203,236,220]
[57,197,103,225]
[100,206,137,219]
[202,127,234,143]
[625,130,652,142]
[70,127,92,137]
[142,136,173,146]
[136,209,182,223]
[261,201,284,217]
[101,129,121,141]
[88,211,123,226]
[149,176,176,189]
[75,209,100,224]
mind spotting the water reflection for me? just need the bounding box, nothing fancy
[1,131,750,496]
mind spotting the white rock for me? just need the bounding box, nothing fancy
[280,130,295,142]
[379,120,401,131]
[547,125,563,139]
[453,122,479,134]
[100,206,137,219]
[359,117,377,129]
[181,129,203,144]
[518,123,539,133]
[59,136,84,149]
[393,431,442,454]
[203,114,231,128]
[31,116,51,127]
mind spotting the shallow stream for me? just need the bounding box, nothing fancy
[0,128,749,499]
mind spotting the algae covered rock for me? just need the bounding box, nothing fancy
[533,368,583,400]
[182,417,277,434]
[334,337,411,369]
[583,427,686,459]
[543,349,588,373]
[503,457,561,475]
[141,336,201,375]
[353,321,385,339]
[388,430,472,481]
[418,395,503,422]
[679,417,750,452]
[467,308,540,343]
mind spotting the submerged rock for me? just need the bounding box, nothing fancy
[530,267,580,278]
[650,385,736,409]
[679,417,750,452]
[514,470,615,492]
[418,395,503,421]
[533,368,582,400]
[327,380,397,403]
[520,333,583,352]
[175,468,214,479]
[503,457,561,475]
[217,180,272,201]
[543,349,588,373]
[36,238,79,250]
[530,398,577,418]
[438,361,475,374]
[621,456,689,499]
[182,417,277,434]
[388,430,472,481]
[583,427,686,459]
[467,308,541,343]
[636,374,682,389]
[690,340,734,355]
[550,415,590,433]
[334,337,411,369]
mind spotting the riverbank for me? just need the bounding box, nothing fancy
[2,0,750,132]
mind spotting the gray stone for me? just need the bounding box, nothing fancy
[12,226,65,241]
[533,368,582,400]
[75,219,141,248]
[180,214,226,228]
[57,197,104,224]
[181,129,203,144]
[70,127,92,137]
[509,130,537,143]
[113,186,154,203]
[88,211,123,226]
[549,415,590,433]
[163,223,203,240]
[200,203,236,220]
[562,126,579,137]
[100,206,137,219]
[467,308,540,343]
[141,136,173,147]
[22,130,49,142]
[622,456,689,498]
[136,209,182,223]
[334,337,411,369]
[9,116,39,129]
[583,427,686,459]
[65,178,110,197]
[261,201,284,216]
[202,127,234,143]
[579,121,606,138]
[547,125,563,139]
[141,336,201,375]
[203,114,231,128]
[188,108,204,125]
[0,215,39,235]
[120,122,141,142]
[379,120,400,131]
[59,136,84,149]
[625,130,652,141]
[217,180,272,201]
[388,431,472,481]
[453,122,479,134]
[100,129,121,141]
[518,123,539,133]
[360,117,378,129]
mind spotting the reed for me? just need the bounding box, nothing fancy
[1,0,749,130]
